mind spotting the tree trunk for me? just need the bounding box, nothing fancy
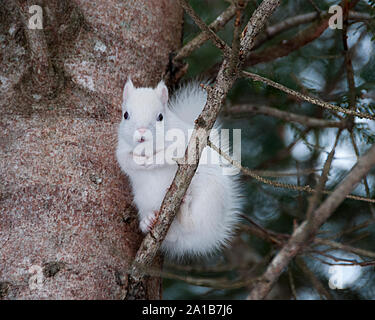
[0,0,182,299]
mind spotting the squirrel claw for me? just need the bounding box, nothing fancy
[148,210,160,231]
[140,210,160,233]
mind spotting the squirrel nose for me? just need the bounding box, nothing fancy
[137,128,147,134]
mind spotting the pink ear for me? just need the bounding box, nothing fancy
[123,78,134,103]
[156,80,168,105]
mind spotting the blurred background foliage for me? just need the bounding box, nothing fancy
[163,0,375,299]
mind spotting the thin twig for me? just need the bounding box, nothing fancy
[208,140,375,204]
[244,0,363,67]
[174,2,246,61]
[128,0,281,287]
[226,104,347,128]
[295,257,333,300]
[247,143,375,299]
[240,215,375,261]
[349,133,375,217]
[306,130,342,223]
[227,0,245,77]
[287,267,297,299]
[314,238,375,260]
[178,0,231,56]
[242,71,375,121]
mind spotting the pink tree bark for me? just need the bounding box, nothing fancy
[0,0,182,299]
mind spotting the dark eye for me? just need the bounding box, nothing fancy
[157,113,163,121]
[124,111,129,120]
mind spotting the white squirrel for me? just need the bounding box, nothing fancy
[116,79,242,259]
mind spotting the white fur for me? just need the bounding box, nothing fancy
[116,80,242,259]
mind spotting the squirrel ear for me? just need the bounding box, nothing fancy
[123,78,135,103]
[156,80,168,105]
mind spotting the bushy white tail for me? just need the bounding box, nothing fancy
[168,81,208,125]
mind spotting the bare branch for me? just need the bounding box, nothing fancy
[307,0,322,14]
[245,12,330,67]
[128,0,281,284]
[348,11,373,21]
[253,12,317,50]
[350,133,375,217]
[177,0,231,56]
[242,71,375,121]
[174,3,241,61]
[227,1,245,77]
[247,143,375,300]
[208,140,375,204]
[314,238,375,260]
[245,0,363,67]
[287,267,297,299]
[306,130,342,223]
[340,1,375,218]
[255,10,370,51]
[241,216,375,261]
[295,257,333,300]
[175,5,372,64]
[240,0,281,54]
[226,104,347,128]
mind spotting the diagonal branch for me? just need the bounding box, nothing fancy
[295,257,333,300]
[245,1,360,67]
[247,143,375,300]
[205,9,371,78]
[242,71,375,121]
[227,0,246,77]
[256,10,371,50]
[177,0,231,56]
[208,139,375,204]
[240,0,280,54]
[350,133,375,216]
[226,104,347,128]
[245,12,330,67]
[127,0,281,290]
[341,0,375,217]
[241,215,375,260]
[174,2,249,61]
[305,130,342,224]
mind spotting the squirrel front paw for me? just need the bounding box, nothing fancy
[139,211,160,233]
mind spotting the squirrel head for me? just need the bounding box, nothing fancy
[119,78,168,148]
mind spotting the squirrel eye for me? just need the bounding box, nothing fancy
[157,113,163,121]
[124,111,129,120]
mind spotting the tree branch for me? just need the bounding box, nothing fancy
[241,216,375,261]
[252,12,317,50]
[242,71,375,121]
[208,139,375,204]
[127,0,281,290]
[245,1,362,67]
[295,257,333,300]
[247,143,375,300]
[226,104,347,128]
[177,0,231,56]
[204,9,371,78]
[174,2,247,61]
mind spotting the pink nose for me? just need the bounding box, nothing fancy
[137,128,147,134]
